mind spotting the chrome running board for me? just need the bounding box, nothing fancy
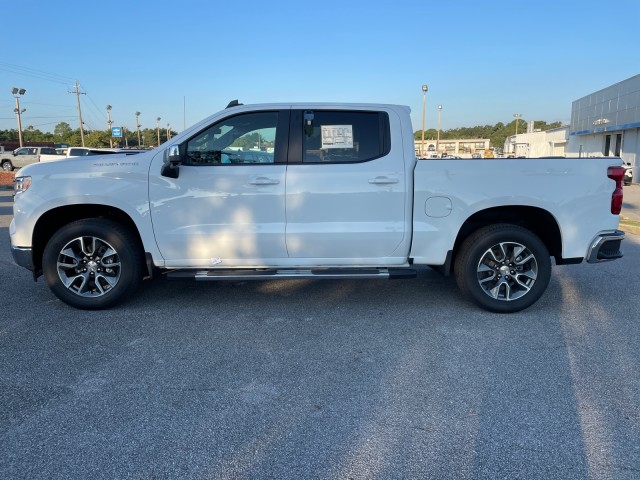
[167,268,417,281]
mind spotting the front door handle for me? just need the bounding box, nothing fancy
[250,177,280,186]
[369,176,399,185]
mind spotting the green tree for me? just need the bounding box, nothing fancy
[415,118,567,150]
[85,130,111,147]
[54,122,74,143]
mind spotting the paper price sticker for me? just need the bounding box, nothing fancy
[321,125,353,149]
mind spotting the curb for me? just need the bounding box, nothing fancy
[620,222,640,236]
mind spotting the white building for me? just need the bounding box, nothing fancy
[504,126,568,158]
[566,73,639,182]
[415,138,490,157]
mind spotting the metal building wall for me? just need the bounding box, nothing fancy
[568,74,640,181]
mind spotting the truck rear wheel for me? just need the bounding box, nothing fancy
[42,219,143,309]
[454,224,551,313]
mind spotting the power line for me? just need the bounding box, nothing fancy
[28,120,76,128]
[0,62,76,85]
[5,116,77,119]
[22,101,76,108]
[81,86,110,130]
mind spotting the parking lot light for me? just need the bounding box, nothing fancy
[421,85,428,158]
[11,87,26,147]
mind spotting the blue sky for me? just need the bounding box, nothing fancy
[1,0,639,135]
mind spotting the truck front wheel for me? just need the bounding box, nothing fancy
[42,219,143,309]
[1,160,13,171]
[454,224,551,313]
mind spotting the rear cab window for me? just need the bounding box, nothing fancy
[301,110,390,163]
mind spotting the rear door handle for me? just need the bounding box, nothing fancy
[369,176,399,185]
[250,177,280,186]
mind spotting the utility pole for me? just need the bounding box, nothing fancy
[156,116,161,146]
[70,81,86,146]
[166,123,171,140]
[106,105,113,147]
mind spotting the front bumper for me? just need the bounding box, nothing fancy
[586,230,625,263]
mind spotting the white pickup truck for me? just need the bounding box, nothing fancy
[10,102,626,312]
[1,146,62,171]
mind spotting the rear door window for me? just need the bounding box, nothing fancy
[301,110,390,163]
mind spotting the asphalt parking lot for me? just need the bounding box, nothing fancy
[1,188,639,479]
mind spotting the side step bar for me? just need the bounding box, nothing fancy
[167,268,417,281]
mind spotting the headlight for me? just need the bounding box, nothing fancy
[13,176,31,195]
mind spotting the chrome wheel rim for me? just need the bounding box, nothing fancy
[56,236,121,297]
[476,241,538,301]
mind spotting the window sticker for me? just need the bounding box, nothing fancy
[321,125,353,149]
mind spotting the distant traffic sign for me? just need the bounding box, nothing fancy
[111,126,123,137]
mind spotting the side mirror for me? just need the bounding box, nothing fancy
[161,145,181,178]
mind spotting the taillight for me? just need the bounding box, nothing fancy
[607,166,624,214]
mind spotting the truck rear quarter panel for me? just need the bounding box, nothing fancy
[410,158,622,265]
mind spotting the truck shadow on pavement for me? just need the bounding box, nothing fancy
[2,232,638,478]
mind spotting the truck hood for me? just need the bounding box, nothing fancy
[16,150,157,178]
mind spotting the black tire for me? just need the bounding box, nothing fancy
[1,160,13,171]
[42,219,143,309]
[454,224,551,313]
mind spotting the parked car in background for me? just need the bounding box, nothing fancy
[471,153,482,159]
[1,146,62,171]
[623,161,634,185]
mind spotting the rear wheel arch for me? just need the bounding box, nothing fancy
[451,206,563,272]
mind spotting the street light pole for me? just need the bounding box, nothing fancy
[436,104,443,154]
[156,117,161,146]
[513,113,522,156]
[513,113,522,136]
[11,87,26,147]
[106,105,113,147]
[135,111,141,147]
[421,84,428,158]
[166,123,171,140]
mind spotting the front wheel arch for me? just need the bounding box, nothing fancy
[32,204,147,277]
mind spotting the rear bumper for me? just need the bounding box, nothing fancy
[586,230,624,263]
[11,246,34,271]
